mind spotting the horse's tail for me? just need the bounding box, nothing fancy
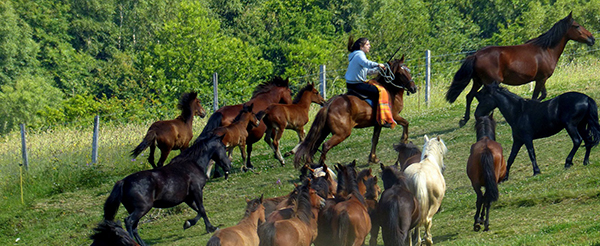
[257,222,276,246]
[481,147,499,203]
[336,210,353,246]
[130,130,156,158]
[206,236,221,246]
[380,196,404,246]
[294,104,330,168]
[446,55,476,103]
[103,180,123,221]
[585,97,600,148]
[199,112,224,138]
[410,173,430,228]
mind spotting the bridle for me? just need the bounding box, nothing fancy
[379,63,413,90]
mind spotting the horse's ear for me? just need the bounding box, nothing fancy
[367,168,372,175]
[380,163,385,171]
[490,111,494,119]
[259,194,264,203]
[424,135,429,142]
[373,176,378,182]
[567,11,572,19]
[246,197,250,203]
[437,136,441,141]
[350,159,357,168]
[400,54,405,63]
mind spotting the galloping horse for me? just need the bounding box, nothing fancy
[467,114,506,232]
[202,76,293,170]
[446,12,595,127]
[404,135,448,246]
[103,133,232,246]
[90,220,139,246]
[474,82,600,179]
[393,141,422,171]
[207,195,265,246]
[131,92,207,168]
[294,57,417,167]
[263,82,325,166]
[373,164,420,246]
[213,103,265,171]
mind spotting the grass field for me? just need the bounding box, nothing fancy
[1,59,600,245]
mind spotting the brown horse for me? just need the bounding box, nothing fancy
[363,176,381,246]
[131,92,206,168]
[446,12,595,127]
[263,82,325,166]
[393,141,422,171]
[202,76,293,171]
[207,195,265,246]
[467,115,506,232]
[213,103,265,171]
[315,162,371,246]
[258,180,325,246]
[294,57,417,167]
[373,163,420,246]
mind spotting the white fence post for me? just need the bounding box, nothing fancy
[92,115,99,164]
[213,73,219,111]
[425,50,431,107]
[20,124,28,170]
[319,65,326,100]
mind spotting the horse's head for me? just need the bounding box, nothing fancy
[474,83,501,117]
[193,98,207,118]
[245,194,266,226]
[364,176,380,200]
[393,141,421,166]
[380,163,406,190]
[309,82,326,106]
[475,113,497,141]
[565,12,595,46]
[422,135,448,173]
[385,55,417,95]
[210,134,232,179]
[239,103,262,128]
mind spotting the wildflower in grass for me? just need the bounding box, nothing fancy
[132,159,136,162]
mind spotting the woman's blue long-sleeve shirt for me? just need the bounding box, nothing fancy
[344,50,380,84]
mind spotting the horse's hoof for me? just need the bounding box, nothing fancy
[474,224,481,232]
[533,170,541,176]
[483,226,490,232]
[224,172,229,180]
[564,162,573,169]
[459,118,468,128]
[369,156,380,164]
[241,167,248,172]
[183,221,191,230]
[206,226,218,233]
[283,151,293,157]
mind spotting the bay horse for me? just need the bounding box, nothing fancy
[90,220,139,246]
[131,92,207,168]
[314,162,371,246]
[393,141,422,171]
[474,82,600,180]
[103,133,233,246]
[294,56,417,167]
[446,12,595,127]
[404,135,448,246]
[467,114,506,232]
[263,82,325,166]
[213,103,265,172]
[202,76,293,171]
[207,195,265,246]
[372,163,419,246]
[258,181,325,246]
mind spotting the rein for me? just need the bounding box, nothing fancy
[379,63,412,90]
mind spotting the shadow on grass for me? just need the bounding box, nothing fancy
[433,232,459,243]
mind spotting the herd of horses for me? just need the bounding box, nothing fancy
[90,12,599,246]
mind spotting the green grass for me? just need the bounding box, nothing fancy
[1,59,600,245]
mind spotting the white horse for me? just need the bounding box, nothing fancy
[404,135,448,246]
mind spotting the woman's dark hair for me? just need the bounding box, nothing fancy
[347,36,369,52]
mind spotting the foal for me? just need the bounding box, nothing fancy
[207,195,266,246]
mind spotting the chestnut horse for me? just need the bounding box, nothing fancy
[372,163,419,246]
[213,103,265,172]
[294,57,417,167]
[404,135,448,246]
[131,92,206,168]
[446,12,595,127]
[202,76,292,171]
[207,195,266,246]
[263,82,325,166]
[467,114,506,232]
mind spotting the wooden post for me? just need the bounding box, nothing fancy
[92,115,99,164]
[213,73,219,111]
[425,50,431,107]
[20,124,28,171]
[319,65,326,100]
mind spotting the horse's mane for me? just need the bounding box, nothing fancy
[363,176,379,200]
[421,137,448,162]
[172,133,219,165]
[252,76,289,98]
[232,106,251,123]
[294,183,314,224]
[381,165,407,190]
[475,115,497,141]
[393,142,421,157]
[526,14,573,48]
[311,176,331,199]
[244,196,263,218]
[176,92,198,121]
[292,83,314,104]
[336,163,367,205]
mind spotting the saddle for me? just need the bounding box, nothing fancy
[347,89,374,107]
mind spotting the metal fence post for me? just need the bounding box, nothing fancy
[319,65,326,100]
[20,124,28,170]
[213,73,219,111]
[425,50,431,107]
[92,115,99,164]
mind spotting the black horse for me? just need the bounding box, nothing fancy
[103,133,232,246]
[90,220,139,246]
[475,82,600,180]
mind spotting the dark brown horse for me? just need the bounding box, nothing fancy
[202,76,293,170]
[103,133,232,246]
[213,103,265,171]
[446,12,595,127]
[294,57,417,167]
[263,82,325,166]
[363,176,381,246]
[467,114,506,232]
[374,164,420,246]
[393,141,422,171]
[258,181,325,246]
[90,220,140,246]
[131,92,207,168]
[207,195,265,246]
